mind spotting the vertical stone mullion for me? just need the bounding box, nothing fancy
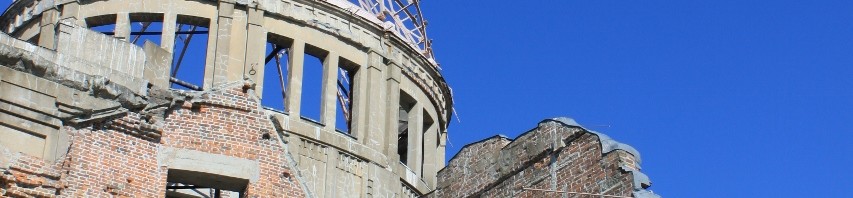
[245,7,266,96]
[320,52,339,130]
[160,13,177,53]
[202,11,219,88]
[363,57,387,147]
[384,63,402,163]
[285,40,305,117]
[115,12,130,41]
[406,103,423,175]
[422,121,438,187]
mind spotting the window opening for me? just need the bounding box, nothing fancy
[335,58,357,133]
[398,92,416,165]
[86,14,117,34]
[169,15,210,91]
[166,169,247,198]
[128,13,164,47]
[299,45,327,124]
[261,34,292,111]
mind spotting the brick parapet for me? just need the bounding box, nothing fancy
[429,119,658,198]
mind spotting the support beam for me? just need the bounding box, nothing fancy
[170,77,202,91]
[100,31,209,36]
[265,46,285,64]
[274,50,288,110]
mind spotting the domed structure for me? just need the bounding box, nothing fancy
[0,0,451,197]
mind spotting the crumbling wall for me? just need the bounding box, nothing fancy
[159,83,306,197]
[0,27,308,197]
[428,118,659,198]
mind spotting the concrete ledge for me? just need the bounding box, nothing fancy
[158,147,260,189]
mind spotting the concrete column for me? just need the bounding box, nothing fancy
[285,40,305,117]
[349,61,369,140]
[160,13,177,53]
[362,52,387,148]
[203,13,219,88]
[244,7,266,96]
[438,130,447,168]
[58,1,84,26]
[210,2,234,87]
[37,9,58,49]
[226,7,249,83]
[383,63,402,161]
[115,12,130,41]
[320,52,339,131]
[406,104,423,174]
[422,121,438,186]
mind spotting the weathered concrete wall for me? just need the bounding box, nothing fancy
[428,118,660,198]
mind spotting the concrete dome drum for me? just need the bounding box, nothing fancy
[0,0,451,197]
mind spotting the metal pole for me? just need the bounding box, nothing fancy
[171,25,197,78]
[170,77,202,91]
[274,47,288,108]
[131,22,152,44]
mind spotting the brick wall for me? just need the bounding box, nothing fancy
[427,118,658,198]
[1,82,307,197]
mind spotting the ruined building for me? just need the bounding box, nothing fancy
[0,0,658,197]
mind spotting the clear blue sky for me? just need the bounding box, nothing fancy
[4,1,852,197]
[421,1,853,197]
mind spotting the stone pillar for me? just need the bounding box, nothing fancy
[58,1,84,26]
[320,52,339,131]
[203,13,219,88]
[438,129,447,168]
[406,103,423,174]
[349,54,371,139]
[226,6,248,83]
[245,7,266,96]
[115,12,130,41]
[362,52,387,149]
[285,40,305,117]
[37,9,58,49]
[160,13,177,53]
[422,121,438,186]
[210,2,235,87]
[384,63,402,162]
